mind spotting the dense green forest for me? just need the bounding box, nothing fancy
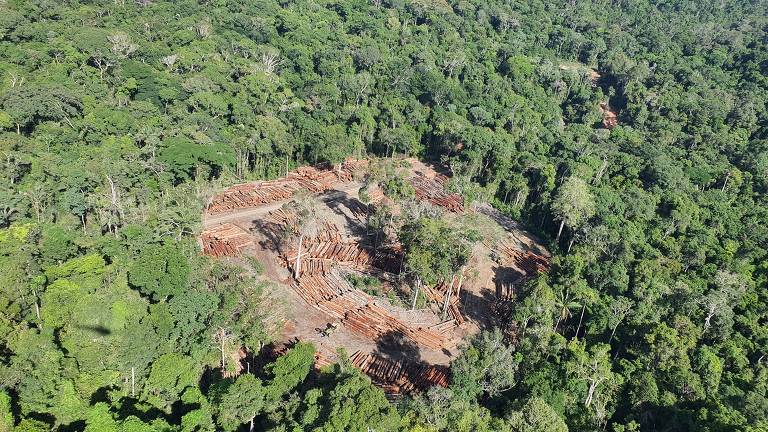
[1,0,767,431]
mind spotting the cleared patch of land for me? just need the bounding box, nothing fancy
[200,158,549,394]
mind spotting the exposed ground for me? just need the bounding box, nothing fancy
[200,158,549,393]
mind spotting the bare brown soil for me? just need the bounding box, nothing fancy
[200,158,549,393]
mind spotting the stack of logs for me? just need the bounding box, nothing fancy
[489,238,550,324]
[422,275,465,325]
[279,212,452,349]
[350,350,450,395]
[207,161,364,214]
[313,351,334,370]
[304,281,450,350]
[410,174,464,213]
[494,241,550,276]
[201,223,253,257]
[286,240,402,276]
[290,266,450,350]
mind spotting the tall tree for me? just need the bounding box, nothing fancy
[551,177,595,243]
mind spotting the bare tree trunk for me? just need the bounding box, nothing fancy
[131,367,135,397]
[556,219,565,241]
[514,190,523,207]
[411,278,421,310]
[575,304,586,340]
[442,275,454,317]
[608,323,619,344]
[106,175,122,237]
[33,289,41,321]
[455,271,464,299]
[593,156,608,184]
[585,380,597,407]
[704,308,715,330]
[294,234,303,279]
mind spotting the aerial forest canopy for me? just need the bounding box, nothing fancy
[0,0,767,431]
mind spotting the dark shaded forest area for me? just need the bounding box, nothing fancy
[0,0,767,431]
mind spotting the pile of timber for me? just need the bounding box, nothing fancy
[341,301,447,350]
[207,179,303,214]
[207,163,360,214]
[493,240,550,276]
[345,199,371,221]
[349,350,450,395]
[410,174,464,212]
[496,281,515,301]
[421,275,466,325]
[265,209,342,244]
[263,207,297,227]
[372,246,403,274]
[448,303,465,325]
[314,351,334,370]
[341,158,369,175]
[201,223,253,257]
[293,259,334,277]
[428,319,458,335]
[291,270,449,350]
[293,270,353,302]
[287,240,380,275]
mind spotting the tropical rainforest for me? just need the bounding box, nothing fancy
[1,0,767,431]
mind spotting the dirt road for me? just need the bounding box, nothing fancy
[203,182,362,228]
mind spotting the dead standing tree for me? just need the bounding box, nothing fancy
[699,270,747,331]
[283,190,321,279]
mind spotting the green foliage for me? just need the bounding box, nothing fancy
[158,137,234,182]
[506,397,568,432]
[0,391,12,432]
[400,216,478,286]
[128,243,189,299]
[451,328,518,399]
[404,387,509,432]
[44,253,105,281]
[143,353,200,412]
[309,371,401,432]
[263,342,316,405]
[216,375,265,431]
[0,0,766,431]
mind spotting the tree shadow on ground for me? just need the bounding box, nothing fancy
[458,288,499,332]
[75,324,111,336]
[318,190,369,239]
[373,330,424,366]
[250,219,288,253]
[491,266,526,299]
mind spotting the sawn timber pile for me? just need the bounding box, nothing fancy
[286,238,402,276]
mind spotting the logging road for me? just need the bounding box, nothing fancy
[202,182,362,228]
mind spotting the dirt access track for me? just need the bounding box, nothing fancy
[200,158,549,394]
